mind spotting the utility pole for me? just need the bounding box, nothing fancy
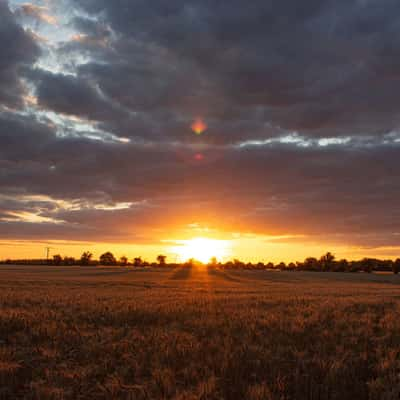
[45,247,53,261]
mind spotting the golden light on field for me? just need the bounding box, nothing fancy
[172,237,231,263]
[191,118,207,135]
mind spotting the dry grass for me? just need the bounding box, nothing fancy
[1,265,400,399]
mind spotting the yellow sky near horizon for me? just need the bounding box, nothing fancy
[1,236,399,263]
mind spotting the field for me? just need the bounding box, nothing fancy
[1,266,400,399]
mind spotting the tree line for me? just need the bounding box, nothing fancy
[1,251,400,274]
[0,252,168,268]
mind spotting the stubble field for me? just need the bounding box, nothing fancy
[1,265,400,399]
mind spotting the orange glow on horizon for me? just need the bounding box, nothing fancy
[1,230,400,264]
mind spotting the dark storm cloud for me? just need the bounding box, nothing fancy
[28,69,128,122]
[0,111,56,159]
[0,1,40,108]
[3,0,400,251]
[66,0,400,139]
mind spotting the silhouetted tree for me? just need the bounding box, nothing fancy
[277,262,286,270]
[80,251,93,266]
[233,259,245,269]
[266,262,275,270]
[393,258,400,274]
[119,256,128,266]
[157,254,167,266]
[133,257,143,267]
[336,259,349,272]
[256,262,265,270]
[63,256,76,266]
[100,252,116,266]
[288,262,296,270]
[303,257,319,271]
[361,258,376,273]
[53,254,62,266]
[320,252,335,271]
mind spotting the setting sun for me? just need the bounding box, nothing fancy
[171,237,231,263]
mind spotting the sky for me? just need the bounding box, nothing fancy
[1,0,400,262]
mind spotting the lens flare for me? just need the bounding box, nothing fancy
[194,153,204,161]
[191,118,207,135]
